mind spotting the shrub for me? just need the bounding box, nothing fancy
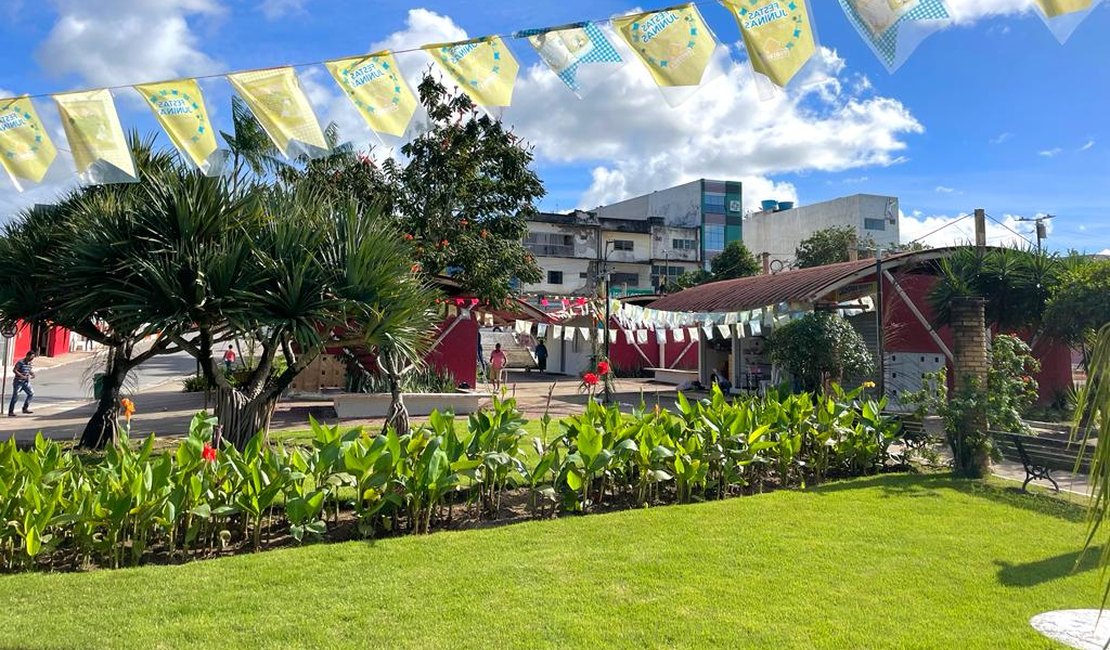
[767,312,875,391]
[0,384,904,572]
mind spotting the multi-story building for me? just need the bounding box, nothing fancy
[523,211,702,297]
[741,194,901,269]
[592,179,744,269]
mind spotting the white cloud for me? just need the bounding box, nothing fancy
[35,0,223,87]
[507,46,922,211]
[258,0,305,19]
[935,185,956,193]
[989,132,1012,145]
[900,210,1048,248]
[1039,148,1063,158]
[1099,249,1110,256]
[842,176,870,184]
[1080,140,1095,151]
[944,0,1034,24]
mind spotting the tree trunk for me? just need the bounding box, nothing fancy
[214,386,279,449]
[79,359,128,449]
[385,381,409,436]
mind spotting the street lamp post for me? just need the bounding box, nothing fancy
[602,241,616,405]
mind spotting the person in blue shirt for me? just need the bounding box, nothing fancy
[9,350,36,416]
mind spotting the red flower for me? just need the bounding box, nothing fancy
[460,219,469,227]
[202,444,217,463]
[480,229,489,239]
[411,263,423,274]
[403,233,414,241]
[441,239,449,248]
[597,361,610,376]
[583,372,599,387]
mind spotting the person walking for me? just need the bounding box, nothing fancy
[489,343,507,391]
[9,351,36,416]
[222,345,237,374]
[534,340,548,373]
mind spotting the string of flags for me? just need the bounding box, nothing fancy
[508,296,876,345]
[0,0,1101,192]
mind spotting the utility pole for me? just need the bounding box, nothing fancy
[1016,214,1055,255]
[974,208,987,249]
[602,241,615,405]
[874,247,885,399]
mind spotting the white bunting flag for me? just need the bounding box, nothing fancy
[673,328,686,343]
[636,330,649,345]
[552,325,564,340]
[656,329,668,345]
[688,327,701,342]
[564,326,576,341]
[717,325,732,339]
[609,329,618,344]
[703,325,715,340]
[624,330,636,345]
[537,323,548,338]
[579,327,592,342]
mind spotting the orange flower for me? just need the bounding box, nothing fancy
[411,263,423,274]
[120,398,136,419]
[480,229,489,239]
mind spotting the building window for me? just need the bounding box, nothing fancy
[672,238,697,251]
[524,232,575,257]
[611,240,634,252]
[579,272,589,279]
[704,193,726,208]
[651,265,684,288]
[864,218,887,231]
[704,225,725,252]
[547,271,563,285]
[610,272,639,287]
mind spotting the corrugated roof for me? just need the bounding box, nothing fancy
[648,249,953,313]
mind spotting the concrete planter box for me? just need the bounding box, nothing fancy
[333,392,483,419]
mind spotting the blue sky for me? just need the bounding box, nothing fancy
[1,0,1108,253]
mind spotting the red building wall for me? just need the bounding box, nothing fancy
[882,271,1074,405]
[425,315,478,388]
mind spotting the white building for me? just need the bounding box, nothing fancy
[742,194,900,270]
[523,211,702,297]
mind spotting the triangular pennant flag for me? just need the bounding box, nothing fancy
[836,0,950,72]
[703,324,715,340]
[325,51,418,137]
[536,323,548,338]
[750,321,763,336]
[688,327,700,342]
[521,22,625,98]
[722,0,817,88]
[737,323,747,338]
[656,329,668,345]
[718,324,732,339]
[673,328,686,343]
[53,89,138,185]
[1033,0,1103,43]
[624,330,636,345]
[579,327,592,342]
[0,96,57,191]
[564,325,577,341]
[636,329,649,345]
[135,80,222,175]
[613,4,721,106]
[227,67,329,159]
[552,325,564,340]
[425,36,520,107]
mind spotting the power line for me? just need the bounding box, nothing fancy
[0,1,718,104]
[909,213,973,245]
[984,212,1036,248]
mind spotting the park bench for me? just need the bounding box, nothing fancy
[992,431,1091,493]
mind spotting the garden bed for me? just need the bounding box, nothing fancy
[333,391,483,419]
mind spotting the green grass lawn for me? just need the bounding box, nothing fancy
[0,474,1100,649]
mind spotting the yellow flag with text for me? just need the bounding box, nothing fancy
[0,96,57,189]
[424,37,519,107]
[134,79,219,174]
[227,67,329,158]
[724,0,817,88]
[54,89,137,184]
[613,4,717,87]
[325,51,417,137]
[1035,0,1092,16]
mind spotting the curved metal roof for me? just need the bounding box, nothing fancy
[648,248,955,313]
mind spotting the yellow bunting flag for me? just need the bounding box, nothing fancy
[227,67,329,158]
[325,51,417,137]
[613,4,718,88]
[723,0,817,88]
[53,89,137,184]
[0,96,57,190]
[424,36,519,107]
[1035,0,1092,16]
[134,79,219,174]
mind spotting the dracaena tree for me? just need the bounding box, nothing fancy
[62,170,438,447]
[0,135,187,448]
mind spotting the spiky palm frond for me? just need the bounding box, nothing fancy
[1075,324,1110,606]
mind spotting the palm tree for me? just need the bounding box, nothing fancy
[1075,324,1110,604]
[64,168,436,447]
[0,134,187,447]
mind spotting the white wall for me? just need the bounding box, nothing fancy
[742,194,900,268]
[595,180,703,229]
[531,256,593,295]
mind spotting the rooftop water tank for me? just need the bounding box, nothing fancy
[777,201,795,211]
[760,200,778,211]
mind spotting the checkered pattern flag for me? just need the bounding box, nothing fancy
[517,21,625,98]
[837,0,951,73]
